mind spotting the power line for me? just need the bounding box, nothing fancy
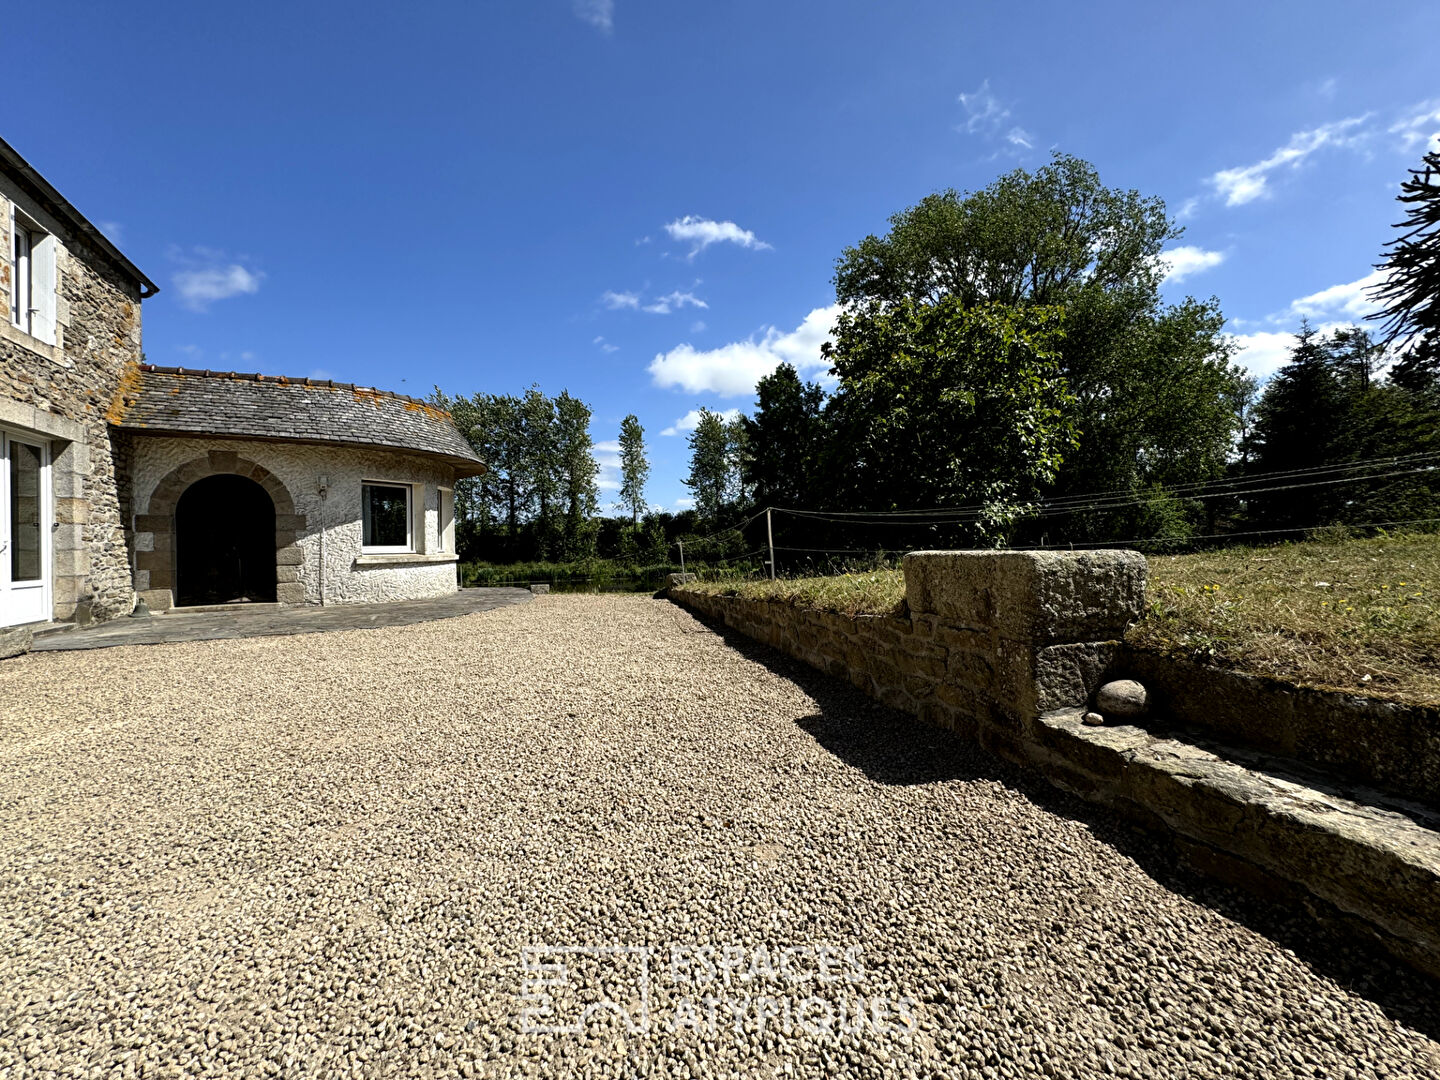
[771,461,1440,527]
[768,450,1440,523]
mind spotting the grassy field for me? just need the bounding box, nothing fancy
[678,532,1440,705]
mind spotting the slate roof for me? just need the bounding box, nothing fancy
[0,136,159,297]
[109,365,485,473]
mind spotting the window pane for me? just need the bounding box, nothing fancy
[363,484,409,547]
[10,441,42,582]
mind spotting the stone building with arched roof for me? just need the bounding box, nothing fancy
[1,136,483,633]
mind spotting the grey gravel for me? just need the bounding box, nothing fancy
[1,594,1437,1079]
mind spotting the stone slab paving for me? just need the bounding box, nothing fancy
[0,594,1437,1078]
[30,587,532,650]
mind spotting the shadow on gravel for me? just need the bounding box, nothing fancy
[689,612,1440,1041]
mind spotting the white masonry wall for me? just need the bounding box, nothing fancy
[129,436,462,605]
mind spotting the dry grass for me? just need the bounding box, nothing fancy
[682,570,907,617]
[679,532,1440,705]
[1135,532,1440,706]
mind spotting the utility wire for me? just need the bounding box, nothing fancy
[769,450,1440,522]
[772,463,1440,527]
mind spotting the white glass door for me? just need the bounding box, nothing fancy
[0,431,50,627]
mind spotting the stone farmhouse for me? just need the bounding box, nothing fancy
[0,137,484,629]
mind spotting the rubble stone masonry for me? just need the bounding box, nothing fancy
[0,180,144,622]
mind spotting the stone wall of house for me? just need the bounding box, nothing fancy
[0,179,145,622]
[127,436,461,607]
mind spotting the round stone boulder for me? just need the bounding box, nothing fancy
[1095,679,1148,719]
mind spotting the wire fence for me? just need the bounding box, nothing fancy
[675,454,1440,583]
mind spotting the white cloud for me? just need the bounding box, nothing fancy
[171,247,264,312]
[604,286,708,315]
[1208,116,1370,206]
[1159,245,1226,283]
[663,216,771,259]
[602,290,640,310]
[573,0,613,33]
[1228,331,1297,380]
[690,320,707,334]
[957,81,1034,155]
[958,80,1010,135]
[99,221,124,243]
[649,305,839,397]
[1390,99,1440,152]
[674,497,695,509]
[660,407,742,437]
[1229,268,1391,379]
[1286,269,1386,321]
[592,335,620,354]
[593,438,622,491]
[643,290,708,315]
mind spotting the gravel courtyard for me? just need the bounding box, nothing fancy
[1,594,1437,1079]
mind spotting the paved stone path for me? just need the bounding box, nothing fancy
[32,587,532,650]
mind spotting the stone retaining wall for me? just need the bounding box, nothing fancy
[1120,649,1440,806]
[670,550,1440,977]
[675,550,1142,757]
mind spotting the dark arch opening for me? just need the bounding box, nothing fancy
[175,474,277,606]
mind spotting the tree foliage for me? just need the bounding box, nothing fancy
[683,408,747,525]
[1246,324,1440,530]
[1371,149,1440,350]
[741,365,826,510]
[822,300,1075,542]
[431,385,600,562]
[833,153,1247,543]
[618,414,649,526]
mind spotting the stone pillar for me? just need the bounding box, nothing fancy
[903,550,1146,756]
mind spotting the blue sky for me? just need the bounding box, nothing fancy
[10,1,1440,511]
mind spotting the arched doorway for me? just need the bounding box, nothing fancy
[175,474,278,606]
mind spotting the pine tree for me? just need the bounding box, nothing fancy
[1246,323,1345,528]
[1371,150,1440,346]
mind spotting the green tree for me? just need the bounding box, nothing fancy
[555,391,600,560]
[684,408,742,524]
[822,300,1075,543]
[618,414,650,526]
[1247,324,1440,531]
[832,153,1246,541]
[520,387,561,558]
[741,364,827,509]
[1370,150,1440,348]
[433,389,529,558]
[1389,333,1440,400]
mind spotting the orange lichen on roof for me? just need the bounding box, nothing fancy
[104,359,145,424]
[402,399,453,421]
[352,387,388,409]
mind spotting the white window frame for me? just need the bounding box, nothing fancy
[361,481,415,554]
[438,486,454,554]
[9,206,56,345]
